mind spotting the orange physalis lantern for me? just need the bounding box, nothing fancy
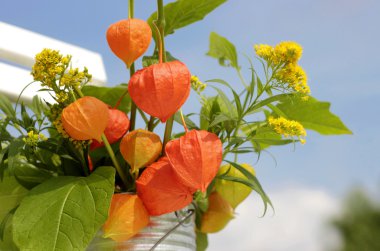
[200,192,234,233]
[215,163,255,209]
[61,96,109,142]
[119,129,162,172]
[91,108,130,150]
[106,19,152,68]
[103,194,149,242]
[136,157,194,216]
[128,61,191,122]
[165,130,223,192]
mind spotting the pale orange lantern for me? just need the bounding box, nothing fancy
[103,194,149,242]
[136,157,194,216]
[165,130,223,192]
[106,19,152,68]
[128,61,191,122]
[90,108,130,150]
[61,96,109,142]
[119,129,162,173]
[200,192,234,233]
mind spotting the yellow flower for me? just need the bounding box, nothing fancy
[274,64,310,95]
[268,116,306,144]
[274,41,303,64]
[191,75,207,93]
[23,130,47,147]
[254,44,275,63]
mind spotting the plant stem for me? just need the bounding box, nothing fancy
[147,116,155,131]
[128,0,134,19]
[102,134,129,187]
[156,0,166,62]
[156,0,172,154]
[129,64,137,131]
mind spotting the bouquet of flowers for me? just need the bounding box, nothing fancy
[0,0,351,250]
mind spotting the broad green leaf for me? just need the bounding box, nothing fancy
[142,51,178,68]
[276,97,352,135]
[207,32,239,69]
[196,231,208,251]
[242,125,294,150]
[13,166,115,251]
[82,84,131,113]
[148,0,227,40]
[13,158,55,189]
[0,94,16,119]
[209,113,233,127]
[223,161,274,216]
[7,139,24,173]
[0,172,28,250]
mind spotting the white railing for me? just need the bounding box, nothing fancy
[0,21,107,102]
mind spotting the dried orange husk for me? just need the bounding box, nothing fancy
[128,61,191,122]
[200,192,234,233]
[103,194,149,242]
[91,108,130,150]
[106,19,152,68]
[61,96,109,141]
[119,129,162,172]
[165,130,223,192]
[215,163,256,209]
[136,157,194,216]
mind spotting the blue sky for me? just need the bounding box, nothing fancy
[1,0,379,250]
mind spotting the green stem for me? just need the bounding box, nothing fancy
[102,134,129,187]
[129,64,137,131]
[162,117,174,155]
[128,0,134,19]
[156,0,166,62]
[147,116,155,131]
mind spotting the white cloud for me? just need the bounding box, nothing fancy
[207,186,341,251]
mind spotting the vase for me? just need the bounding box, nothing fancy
[87,208,196,251]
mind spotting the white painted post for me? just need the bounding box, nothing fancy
[0,21,107,102]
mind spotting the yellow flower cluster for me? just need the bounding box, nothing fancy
[275,64,310,95]
[254,41,310,96]
[23,130,47,147]
[191,75,207,93]
[268,116,306,144]
[31,49,69,87]
[31,48,92,104]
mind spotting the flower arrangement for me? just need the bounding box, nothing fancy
[0,0,351,250]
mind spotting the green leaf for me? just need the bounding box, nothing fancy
[276,96,352,135]
[247,93,294,115]
[13,158,56,189]
[0,94,16,120]
[223,161,274,216]
[142,51,178,68]
[7,139,24,173]
[13,166,115,251]
[29,96,47,122]
[147,0,227,40]
[174,112,199,130]
[81,84,131,113]
[242,125,294,150]
[20,104,34,129]
[207,32,239,69]
[196,231,208,251]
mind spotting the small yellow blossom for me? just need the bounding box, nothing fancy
[274,64,310,95]
[274,41,303,64]
[23,130,47,147]
[268,116,306,144]
[254,44,275,63]
[191,75,207,93]
[31,49,67,87]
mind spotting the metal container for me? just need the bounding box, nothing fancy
[88,208,196,251]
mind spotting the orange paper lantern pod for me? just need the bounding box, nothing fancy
[136,157,194,216]
[103,194,149,242]
[165,130,223,192]
[215,163,255,209]
[106,19,152,68]
[119,129,162,172]
[91,108,130,150]
[200,192,234,233]
[128,61,191,122]
[61,96,109,142]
